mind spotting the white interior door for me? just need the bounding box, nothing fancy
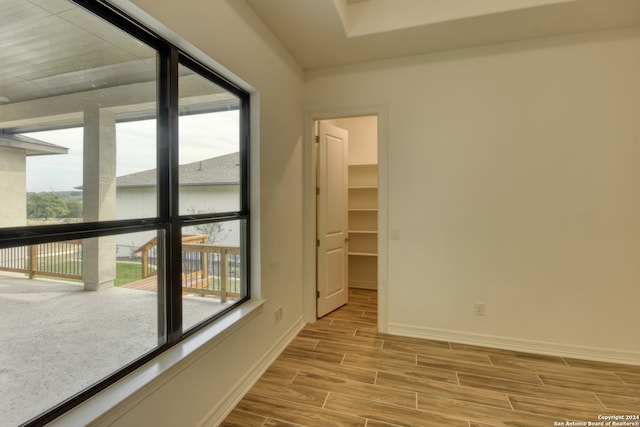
[317,122,349,317]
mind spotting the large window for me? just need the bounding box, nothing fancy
[0,1,250,425]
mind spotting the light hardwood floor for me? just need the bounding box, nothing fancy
[221,289,640,427]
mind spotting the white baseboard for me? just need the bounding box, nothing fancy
[203,315,307,427]
[387,322,640,366]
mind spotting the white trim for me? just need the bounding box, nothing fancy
[203,315,306,426]
[49,299,266,426]
[303,105,388,328]
[303,113,317,324]
[387,323,640,366]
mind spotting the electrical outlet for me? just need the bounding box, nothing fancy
[391,229,400,240]
[474,302,485,316]
[275,306,283,323]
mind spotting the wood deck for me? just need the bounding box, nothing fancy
[122,275,240,300]
[122,275,157,292]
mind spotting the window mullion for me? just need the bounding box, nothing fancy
[157,45,182,344]
[240,97,250,215]
[168,46,183,343]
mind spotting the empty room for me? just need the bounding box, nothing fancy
[0,0,638,426]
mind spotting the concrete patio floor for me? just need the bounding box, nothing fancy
[0,274,233,426]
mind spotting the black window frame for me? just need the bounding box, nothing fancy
[0,1,251,425]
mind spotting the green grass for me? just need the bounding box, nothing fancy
[27,260,240,290]
[114,262,143,287]
[28,260,143,286]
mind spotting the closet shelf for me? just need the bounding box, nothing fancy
[348,251,378,257]
[348,163,378,288]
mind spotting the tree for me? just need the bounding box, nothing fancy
[65,199,83,218]
[193,221,231,245]
[27,193,69,220]
[185,207,231,244]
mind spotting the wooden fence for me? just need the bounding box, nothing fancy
[0,240,83,280]
[0,235,241,303]
[135,234,241,302]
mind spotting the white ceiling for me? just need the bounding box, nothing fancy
[2,0,640,107]
[245,0,640,70]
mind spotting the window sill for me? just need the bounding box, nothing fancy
[48,298,266,426]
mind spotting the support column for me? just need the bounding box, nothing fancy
[82,108,117,291]
[0,147,26,227]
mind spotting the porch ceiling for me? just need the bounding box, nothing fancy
[0,0,158,105]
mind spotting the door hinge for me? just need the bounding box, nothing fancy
[317,290,320,298]
[316,187,320,195]
[316,239,320,247]
[315,135,319,143]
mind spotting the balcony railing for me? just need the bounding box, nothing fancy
[0,236,240,303]
[0,240,83,280]
[135,234,241,302]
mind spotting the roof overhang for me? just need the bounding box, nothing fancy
[0,133,68,157]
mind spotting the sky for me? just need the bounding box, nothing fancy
[24,111,239,192]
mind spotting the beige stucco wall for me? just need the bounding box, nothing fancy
[0,147,26,228]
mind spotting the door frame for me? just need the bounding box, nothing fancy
[303,105,388,331]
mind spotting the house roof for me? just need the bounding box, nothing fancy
[116,152,240,188]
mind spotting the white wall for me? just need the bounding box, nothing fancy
[334,116,378,165]
[0,147,26,227]
[88,0,305,425]
[306,27,640,362]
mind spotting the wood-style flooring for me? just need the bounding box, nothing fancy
[221,289,640,427]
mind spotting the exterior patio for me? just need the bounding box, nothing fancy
[0,236,241,426]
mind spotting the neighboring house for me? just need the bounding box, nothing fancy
[115,152,241,256]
